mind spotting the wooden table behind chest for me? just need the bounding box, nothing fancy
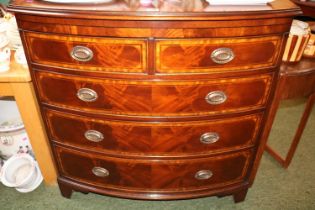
[8,0,300,203]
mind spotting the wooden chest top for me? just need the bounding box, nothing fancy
[8,0,300,20]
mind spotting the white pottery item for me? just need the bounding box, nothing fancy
[0,100,32,159]
[0,154,36,188]
[15,162,43,193]
[14,46,28,68]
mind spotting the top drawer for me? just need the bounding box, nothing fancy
[156,36,282,74]
[24,32,147,73]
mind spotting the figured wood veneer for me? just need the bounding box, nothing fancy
[25,32,147,73]
[35,71,273,116]
[54,145,253,192]
[8,0,301,203]
[156,36,282,73]
[45,108,262,157]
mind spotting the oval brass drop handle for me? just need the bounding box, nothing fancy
[211,48,235,64]
[84,130,104,143]
[92,167,109,178]
[200,132,220,144]
[195,170,213,180]
[71,46,94,62]
[205,91,227,105]
[77,88,98,102]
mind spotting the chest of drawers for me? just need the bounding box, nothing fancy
[8,0,300,203]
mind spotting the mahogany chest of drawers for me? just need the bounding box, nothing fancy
[8,0,300,203]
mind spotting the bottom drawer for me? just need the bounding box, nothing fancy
[55,145,253,191]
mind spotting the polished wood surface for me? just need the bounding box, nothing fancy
[54,145,252,193]
[45,108,261,157]
[156,36,282,73]
[8,0,300,20]
[279,58,315,99]
[0,54,30,82]
[25,32,147,73]
[17,15,292,38]
[35,71,273,116]
[265,58,315,168]
[8,0,300,202]
[291,0,315,18]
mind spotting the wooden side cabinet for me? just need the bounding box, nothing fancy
[8,0,301,203]
[0,54,57,185]
[266,58,315,168]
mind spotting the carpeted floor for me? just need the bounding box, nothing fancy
[1,99,314,210]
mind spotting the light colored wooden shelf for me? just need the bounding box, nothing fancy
[0,51,57,185]
[0,53,31,83]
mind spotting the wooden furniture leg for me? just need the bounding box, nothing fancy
[233,189,248,203]
[265,93,315,168]
[0,52,58,185]
[58,179,73,198]
[11,82,57,185]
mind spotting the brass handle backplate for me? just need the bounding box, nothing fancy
[200,132,220,144]
[85,130,104,142]
[195,170,213,180]
[92,167,109,178]
[205,91,227,105]
[211,47,235,64]
[77,88,98,102]
[71,46,94,62]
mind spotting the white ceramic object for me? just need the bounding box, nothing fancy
[0,100,32,159]
[140,0,152,6]
[0,19,10,72]
[42,0,113,4]
[0,118,30,159]
[208,0,273,5]
[14,46,28,68]
[0,154,36,188]
[0,46,10,73]
[16,162,43,193]
[6,17,22,49]
[0,118,24,133]
[0,20,9,45]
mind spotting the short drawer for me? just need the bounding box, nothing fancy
[156,36,282,73]
[45,109,262,157]
[55,145,252,191]
[35,71,273,116]
[24,32,147,73]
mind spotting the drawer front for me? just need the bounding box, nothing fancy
[156,36,282,73]
[45,109,262,156]
[55,145,252,191]
[24,32,147,73]
[35,71,273,116]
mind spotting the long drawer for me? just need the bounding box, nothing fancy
[156,36,282,74]
[35,71,273,116]
[24,32,147,73]
[54,145,253,191]
[45,108,262,157]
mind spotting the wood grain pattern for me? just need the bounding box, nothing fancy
[11,83,57,185]
[280,58,315,99]
[265,58,315,168]
[18,20,291,38]
[0,54,57,185]
[44,108,262,157]
[35,71,273,116]
[9,0,299,202]
[54,145,253,191]
[156,36,282,73]
[24,32,147,73]
[8,0,301,20]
